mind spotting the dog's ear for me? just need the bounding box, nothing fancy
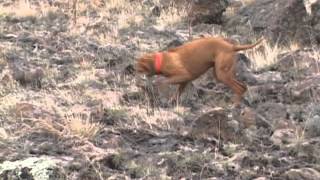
[135,60,152,74]
[141,62,150,72]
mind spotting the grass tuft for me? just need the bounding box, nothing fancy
[245,40,284,70]
[65,114,103,139]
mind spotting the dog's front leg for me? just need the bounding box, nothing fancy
[155,75,192,103]
[169,82,189,104]
[156,75,192,86]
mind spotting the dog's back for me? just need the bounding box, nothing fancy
[166,37,233,78]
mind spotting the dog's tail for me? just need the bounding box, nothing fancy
[233,38,264,51]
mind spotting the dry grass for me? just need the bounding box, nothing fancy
[245,40,283,70]
[0,127,9,140]
[0,93,23,116]
[244,39,303,70]
[69,0,143,43]
[246,38,319,71]
[225,0,255,17]
[0,0,38,18]
[64,68,97,87]
[106,0,128,9]
[157,5,188,28]
[65,113,103,139]
[240,0,256,6]
[310,46,320,62]
[305,0,318,14]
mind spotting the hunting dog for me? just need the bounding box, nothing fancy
[135,37,263,105]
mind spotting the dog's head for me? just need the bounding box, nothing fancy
[135,53,155,76]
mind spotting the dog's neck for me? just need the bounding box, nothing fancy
[151,52,176,77]
[154,52,163,74]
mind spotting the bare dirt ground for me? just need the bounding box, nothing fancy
[0,0,320,179]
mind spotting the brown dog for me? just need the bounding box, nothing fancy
[135,37,263,104]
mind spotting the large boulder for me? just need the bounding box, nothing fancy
[0,157,67,180]
[283,75,320,104]
[160,0,229,25]
[248,74,320,105]
[190,108,239,142]
[224,0,313,45]
[275,49,319,81]
[188,0,229,25]
[190,108,257,143]
[281,168,320,180]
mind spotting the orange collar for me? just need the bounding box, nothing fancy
[154,52,163,74]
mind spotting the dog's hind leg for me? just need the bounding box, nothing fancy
[214,55,247,104]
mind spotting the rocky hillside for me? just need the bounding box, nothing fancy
[0,0,319,179]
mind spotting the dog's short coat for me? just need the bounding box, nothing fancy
[135,37,263,104]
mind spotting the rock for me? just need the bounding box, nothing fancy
[95,44,133,67]
[0,157,67,180]
[297,138,320,163]
[271,129,296,146]
[256,102,287,126]
[235,53,258,85]
[161,0,229,25]
[169,23,223,43]
[237,107,257,128]
[101,154,126,171]
[284,75,320,104]
[249,73,320,105]
[94,69,113,81]
[224,0,312,45]
[11,66,44,88]
[247,83,285,104]
[276,49,319,80]
[229,0,244,9]
[253,71,284,84]
[190,108,252,142]
[163,38,184,51]
[191,23,223,35]
[303,103,320,137]
[236,54,285,85]
[286,104,306,121]
[281,168,320,180]
[189,0,229,25]
[253,177,268,180]
[305,115,320,138]
[14,103,58,121]
[227,119,240,132]
[311,0,320,44]
[242,127,258,143]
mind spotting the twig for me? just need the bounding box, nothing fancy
[187,1,193,40]
[72,0,78,25]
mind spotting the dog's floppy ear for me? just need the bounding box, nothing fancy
[140,62,151,72]
[135,57,153,74]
